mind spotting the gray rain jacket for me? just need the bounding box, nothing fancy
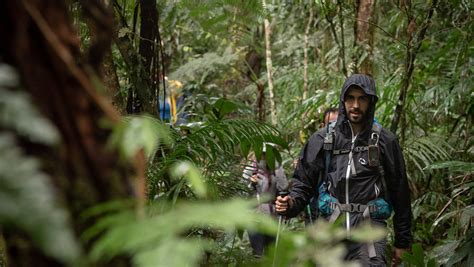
[287,74,412,249]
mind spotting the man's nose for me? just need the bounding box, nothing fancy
[353,99,360,108]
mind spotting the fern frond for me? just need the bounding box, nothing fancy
[0,64,80,264]
[0,65,59,145]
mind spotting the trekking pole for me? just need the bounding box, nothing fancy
[306,204,313,225]
[273,190,289,267]
[250,178,260,205]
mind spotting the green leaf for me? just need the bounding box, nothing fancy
[240,142,250,157]
[432,240,460,265]
[460,205,474,228]
[118,27,131,38]
[170,161,207,198]
[446,239,473,266]
[349,223,386,243]
[265,143,276,171]
[213,98,240,118]
[425,161,474,173]
[109,115,172,160]
[402,243,425,267]
[89,199,277,262]
[133,238,208,267]
[254,142,263,161]
[432,210,457,231]
[427,258,437,267]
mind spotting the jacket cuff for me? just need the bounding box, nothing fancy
[283,196,299,218]
[394,240,411,249]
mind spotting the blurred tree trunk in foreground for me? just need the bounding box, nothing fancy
[0,0,141,265]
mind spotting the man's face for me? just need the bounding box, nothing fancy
[344,86,369,124]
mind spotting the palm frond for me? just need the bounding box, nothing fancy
[147,118,287,200]
[404,135,451,180]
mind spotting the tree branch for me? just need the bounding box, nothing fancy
[346,16,408,48]
[390,0,439,134]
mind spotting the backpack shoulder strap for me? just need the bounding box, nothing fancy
[370,122,382,145]
[318,121,336,189]
[370,122,389,199]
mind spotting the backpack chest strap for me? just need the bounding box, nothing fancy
[329,202,378,213]
[333,146,368,155]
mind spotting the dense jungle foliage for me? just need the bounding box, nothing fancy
[0,0,472,266]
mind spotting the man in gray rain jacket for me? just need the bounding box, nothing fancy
[276,74,412,266]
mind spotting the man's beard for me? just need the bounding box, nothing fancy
[347,108,366,124]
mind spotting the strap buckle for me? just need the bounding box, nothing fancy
[339,203,367,213]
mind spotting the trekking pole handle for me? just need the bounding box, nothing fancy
[276,191,290,215]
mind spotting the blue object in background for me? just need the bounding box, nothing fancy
[158,100,171,120]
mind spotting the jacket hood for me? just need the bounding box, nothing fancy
[336,74,378,136]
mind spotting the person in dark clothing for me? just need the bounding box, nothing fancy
[275,74,412,266]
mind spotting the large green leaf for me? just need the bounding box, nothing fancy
[212,98,241,119]
[401,243,426,267]
[425,161,474,173]
[109,115,172,160]
[133,238,208,267]
[88,198,277,265]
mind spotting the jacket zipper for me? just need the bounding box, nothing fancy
[346,123,357,234]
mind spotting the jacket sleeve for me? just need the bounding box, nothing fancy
[274,166,289,192]
[286,131,325,217]
[381,132,413,249]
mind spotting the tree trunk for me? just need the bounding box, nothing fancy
[324,1,347,77]
[263,0,276,125]
[0,0,141,265]
[139,0,159,114]
[245,48,265,122]
[352,0,376,75]
[88,0,125,114]
[0,232,6,267]
[112,2,151,115]
[102,48,125,113]
[303,5,314,101]
[336,0,348,77]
